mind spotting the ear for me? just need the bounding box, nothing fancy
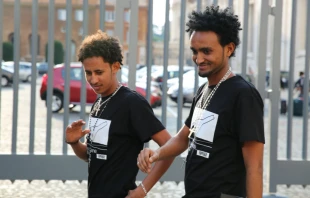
[111,62,121,74]
[226,42,235,57]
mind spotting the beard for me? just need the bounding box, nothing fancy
[197,58,226,78]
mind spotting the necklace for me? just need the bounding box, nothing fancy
[92,84,122,116]
[188,69,232,138]
[89,84,122,135]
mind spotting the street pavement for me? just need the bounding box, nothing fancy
[0,77,310,197]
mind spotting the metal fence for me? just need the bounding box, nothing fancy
[0,0,310,196]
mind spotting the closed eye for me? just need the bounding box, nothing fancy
[190,48,198,55]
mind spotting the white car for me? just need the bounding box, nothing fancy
[2,61,36,82]
[167,69,208,104]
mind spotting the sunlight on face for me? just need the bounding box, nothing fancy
[83,57,117,97]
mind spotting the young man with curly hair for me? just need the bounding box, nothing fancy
[65,30,173,198]
[137,6,265,198]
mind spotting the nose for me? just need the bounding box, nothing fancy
[88,74,98,85]
[195,52,205,65]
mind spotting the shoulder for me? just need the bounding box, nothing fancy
[120,86,150,105]
[228,75,264,106]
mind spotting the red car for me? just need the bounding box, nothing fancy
[40,62,162,113]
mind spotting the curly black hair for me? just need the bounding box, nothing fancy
[186,5,242,57]
[77,30,123,65]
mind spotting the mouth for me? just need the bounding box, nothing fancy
[91,85,101,91]
[198,65,209,71]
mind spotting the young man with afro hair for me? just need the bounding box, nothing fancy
[137,5,265,198]
[65,30,173,198]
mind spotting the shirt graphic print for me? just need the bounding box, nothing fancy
[189,107,218,159]
[87,116,111,161]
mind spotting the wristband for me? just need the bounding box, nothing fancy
[65,139,79,145]
[140,182,148,195]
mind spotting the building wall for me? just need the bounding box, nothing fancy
[2,0,148,64]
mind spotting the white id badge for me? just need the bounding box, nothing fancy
[88,117,111,145]
[191,107,218,143]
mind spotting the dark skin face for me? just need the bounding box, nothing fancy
[83,56,120,97]
[190,31,235,85]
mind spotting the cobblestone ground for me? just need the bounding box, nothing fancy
[1,82,310,197]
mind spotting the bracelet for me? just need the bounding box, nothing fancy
[65,139,79,145]
[140,182,148,195]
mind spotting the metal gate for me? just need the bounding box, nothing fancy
[0,0,310,196]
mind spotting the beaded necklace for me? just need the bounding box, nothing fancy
[88,84,122,141]
[188,69,232,138]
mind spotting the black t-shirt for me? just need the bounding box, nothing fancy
[183,75,265,198]
[86,86,165,198]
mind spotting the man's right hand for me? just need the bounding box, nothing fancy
[65,119,90,144]
[137,148,160,173]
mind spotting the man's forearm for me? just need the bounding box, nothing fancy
[246,168,263,198]
[70,141,88,162]
[157,135,188,161]
[140,157,174,195]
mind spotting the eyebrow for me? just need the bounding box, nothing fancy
[85,69,103,73]
[190,47,212,51]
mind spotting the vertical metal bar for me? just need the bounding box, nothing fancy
[12,0,21,154]
[228,0,234,8]
[46,0,55,155]
[286,0,297,160]
[0,0,3,135]
[115,0,128,80]
[194,0,202,94]
[177,0,186,130]
[269,0,282,193]
[146,0,153,103]
[100,0,106,31]
[80,0,88,125]
[115,0,127,43]
[256,0,269,99]
[63,0,72,154]
[161,0,170,126]
[213,0,218,6]
[29,0,38,154]
[241,0,249,78]
[302,0,310,160]
[128,0,138,90]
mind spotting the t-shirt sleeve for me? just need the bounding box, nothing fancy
[129,93,165,143]
[235,89,265,144]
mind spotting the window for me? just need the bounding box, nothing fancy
[105,10,115,22]
[79,27,84,36]
[124,10,130,22]
[71,40,76,61]
[71,68,82,80]
[106,29,114,36]
[58,9,66,21]
[75,10,83,22]
[62,68,82,81]
[126,30,130,43]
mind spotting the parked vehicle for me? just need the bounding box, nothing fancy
[136,65,162,82]
[36,62,49,75]
[152,65,194,84]
[2,61,36,82]
[167,70,208,104]
[1,65,14,86]
[40,63,162,113]
[167,70,254,104]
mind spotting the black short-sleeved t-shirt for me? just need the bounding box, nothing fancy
[183,75,265,198]
[86,86,165,198]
